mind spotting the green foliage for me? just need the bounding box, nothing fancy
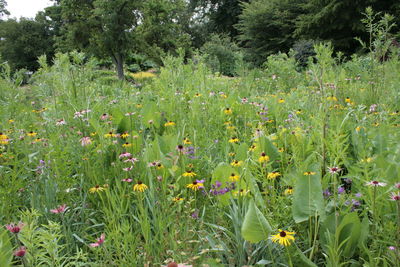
[241,200,272,243]
[200,34,243,76]
[0,18,55,71]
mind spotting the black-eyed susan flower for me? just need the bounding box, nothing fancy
[231,160,243,167]
[122,142,132,148]
[258,152,269,163]
[271,230,295,246]
[249,144,257,151]
[361,157,373,163]
[345,97,351,103]
[233,189,249,196]
[278,98,285,103]
[229,173,240,182]
[136,104,143,108]
[224,108,233,115]
[89,185,106,193]
[296,109,302,115]
[0,133,9,145]
[8,119,14,124]
[183,170,197,177]
[228,137,239,143]
[187,180,204,191]
[121,132,130,139]
[327,95,338,101]
[228,152,236,157]
[303,171,316,176]
[183,138,192,145]
[173,196,184,202]
[284,187,293,195]
[133,181,148,192]
[267,172,281,180]
[278,148,285,153]
[27,131,37,137]
[164,121,176,127]
[156,163,164,170]
[104,132,116,138]
[194,93,202,97]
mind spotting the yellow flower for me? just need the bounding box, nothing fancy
[296,109,302,115]
[90,132,97,136]
[187,180,204,191]
[27,131,37,137]
[389,111,399,116]
[164,121,176,127]
[122,142,132,148]
[104,132,116,138]
[224,108,233,115]
[231,160,243,167]
[345,97,351,103]
[228,152,236,157]
[173,196,184,202]
[258,152,270,163]
[229,137,239,143]
[194,93,202,97]
[267,172,281,180]
[133,181,148,192]
[229,173,240,182]
[183,138,192,144]
[136,104,143,108]
[121,132,130,139]
[130,71,156,79]
[0,133,9,145]
[183,170,197,177]
[8,119,14,124]
[249,144,257,151]
[233,189,249,196]
[355,126,362,132]
[89,185,106,193]
[156,163,164,170]
[227,125,236,130]
[271,230,295,246]
[303,171,316,176]
[327,95,338,101]
[278,98,285,103]
[278,148,285,153]
[284,187,293,195]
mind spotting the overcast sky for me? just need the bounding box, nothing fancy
[7,0,53,19]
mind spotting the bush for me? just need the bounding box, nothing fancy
[292,39,317,68]
[200,34,243,76]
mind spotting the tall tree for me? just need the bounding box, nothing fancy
[58,0,141,79]
[0,18,55,71]
[295,0,400,54]
[237,0,304,66]
[0,0,9,18]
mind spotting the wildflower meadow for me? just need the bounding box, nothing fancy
[1,44,400,266]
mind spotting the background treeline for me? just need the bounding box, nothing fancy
[0,0,400,78]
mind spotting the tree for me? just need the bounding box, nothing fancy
[0,0,9,18]
[0,18,55,71]
[58,0,141,79]
[236,0,304,66]
[295,0,400,54]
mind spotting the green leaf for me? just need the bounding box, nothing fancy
[0,229,13,267]
[292,168,325,223]
[295,245,318,267]
[241,200,272,243]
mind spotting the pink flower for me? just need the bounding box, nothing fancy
[6,222,25,234]
[125,112,135,116]
[123,166,134,172]
[80,136,92,146]
[90,233,105,247]
[14,246,27,257]
[328,166,341,174]
[395,183,400,189]
[119,152,132,159]
[100,113,109,120]
[50,204,68,214]
[56,119,66,126]
[366,180,387,187]
[122,178,133,182]
[123,157,138,163]
[390,192,400,201]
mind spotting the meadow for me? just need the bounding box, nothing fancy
[0,45,400,266]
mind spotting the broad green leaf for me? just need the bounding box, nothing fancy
[241,200,272,243]
[295,245,318,267]
[0,229,13,267]
[292,168,325,223]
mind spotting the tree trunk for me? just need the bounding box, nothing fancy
[112,53,124,80]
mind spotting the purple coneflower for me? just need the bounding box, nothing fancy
[365,180,387,187]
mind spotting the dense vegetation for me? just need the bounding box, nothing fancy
[0,0,400,77]
[1,0,400,266]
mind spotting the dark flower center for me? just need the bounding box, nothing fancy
[372,181,379,184]
[279,231,287,237]
[261,152,266,157]
[192,181,197,185]
[137,181,143,185]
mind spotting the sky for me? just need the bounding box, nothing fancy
[7,0,53,19]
